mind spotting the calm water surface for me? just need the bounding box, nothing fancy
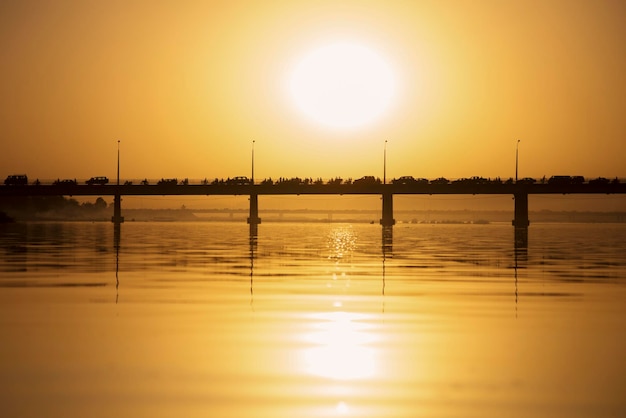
[1,221,625,418]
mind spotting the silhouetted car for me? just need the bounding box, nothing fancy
[391,176,430,184]
[353,176,381,185]
[548,175,585,185]
[548,176,572,185]
[470,176,490,184]
[4,174,28,185]
[392,176,414,184]
[452,178,470,185]
[86,176,109,185]
[516,177,536,184]
[589,177,610,185]
[430,177,449,185]
[392,176,429,185]
[227,176,250,185]
[53,179,77,186]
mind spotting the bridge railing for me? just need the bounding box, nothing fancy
[4,176,626,187]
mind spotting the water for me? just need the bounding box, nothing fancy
[1,221,625,418]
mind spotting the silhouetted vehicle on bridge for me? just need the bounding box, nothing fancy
[430,177,450,185]
[452,176,497,185]
[589,177,610,185]
[392,176,429,185]
[226,176,250,185]
[548,175,585,185]
[548,176,571,185]
[53,179,77,186]
[157,178,178,186]
[275,177,310,186]
[353,176,381,185]
[516,177,537,184]
[86,176,109,185]
[326,177,343,185]
[4,175,28,186]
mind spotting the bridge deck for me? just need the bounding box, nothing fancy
[1,183,626,197]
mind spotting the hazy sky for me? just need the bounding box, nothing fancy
[1,0,625,182]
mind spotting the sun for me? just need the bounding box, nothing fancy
[289,42,396,129]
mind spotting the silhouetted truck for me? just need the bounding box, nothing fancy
[548,175,585,185]
[86,176,109,185]
[4,175,28,185]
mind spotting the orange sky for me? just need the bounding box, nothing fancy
[1,0,625,183]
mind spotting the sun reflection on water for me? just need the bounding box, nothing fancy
[335,400,349,414]
[301,311,379,381]
[326,226,357,260]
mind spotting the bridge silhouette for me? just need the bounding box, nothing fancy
[2,181,625,243]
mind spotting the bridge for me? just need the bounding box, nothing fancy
[2,181,625,244]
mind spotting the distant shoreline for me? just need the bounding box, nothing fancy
[5,208,625,224]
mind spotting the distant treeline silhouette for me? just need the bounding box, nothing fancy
[0,196,109,221]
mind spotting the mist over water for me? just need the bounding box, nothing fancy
[1,221,625,417]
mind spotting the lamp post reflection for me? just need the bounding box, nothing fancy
[113,222,121,304]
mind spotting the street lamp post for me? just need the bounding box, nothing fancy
[383,140,388,185]
[251,140,255,185]
[112,139,124,224]
[117,140,120,186]
[248,140,261,227]
[515,139,520,182]
[380,139,395,226]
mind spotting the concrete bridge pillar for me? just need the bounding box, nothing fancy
[247,194,261,225]
[512,192,529,247]
[512,192,529,228]
[380,192,396,226]
[111,194,124,224]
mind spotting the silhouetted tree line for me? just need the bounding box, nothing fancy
[0,196,109,220]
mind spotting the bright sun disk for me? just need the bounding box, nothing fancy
[290,42,395,129]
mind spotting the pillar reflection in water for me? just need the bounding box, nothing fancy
[249,224,257,302]
[381,226,393,297]
[113,222,121,304]
[513,228,527,317]
[514,227,528,249]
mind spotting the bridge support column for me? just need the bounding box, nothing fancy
[380,192,395,226]
[247,194,261,226]
[111,194,124,224]
[512,192,529,247]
